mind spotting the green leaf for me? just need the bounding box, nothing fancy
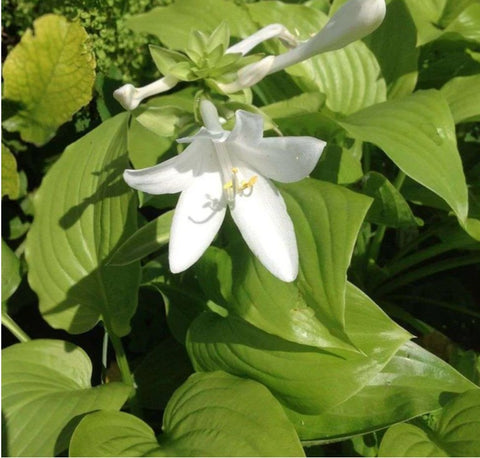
[444,3,480,43]
[149,45,189,77]
[340,90,469,223]
[1,144,20,200]
[248,1,387,115]
[187,282,411,415]
[126,0,256,51]
[25,114,141,336]
[403,0,446,45]
[134,337,193,410]
[379,389,480,456]
[364,0,419,99]
[362,172,420,228]
[216,179,372,352]
[1,239,21,301]
[285,341,477,441]
[441,74,480,123]
[2,14,95,146]
[2,339,131,457]
[110,211,173,266]
[70,372,304,457]
[312,144,363,185]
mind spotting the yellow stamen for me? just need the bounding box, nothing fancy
[223,181,233,190]
[240,175,258,191]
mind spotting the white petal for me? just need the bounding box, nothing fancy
[169,170,227,273]
[229,170,298,282]
[177,127,227,144]
[231,136,325,183]
[123,139,214,195]
[269,0,386,73]
[228,110,264,144]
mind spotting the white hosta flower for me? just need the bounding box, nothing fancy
[124,100,325,282]
[219,0,386,92]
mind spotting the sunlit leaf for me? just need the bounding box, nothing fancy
[285,340,477,441]
[25,114,141,336]
[2,15,95,146]
[2,339,131,457]
[441,74,480,123]
[1,144,20,200]
[70,372,304,457]
[341,90,469,224]
[187,282,411,414]
[379,389,480,456]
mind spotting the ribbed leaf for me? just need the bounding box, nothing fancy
[285,341,477,441]
[2,15,95,146]
[187,282,411,414]
[441,74,480,123]
[70,372,304,457]
[1,239,21,301]
[379,389,480,456]
[341,90,469,223]
[2,339,131,457]
[25,114,141,335]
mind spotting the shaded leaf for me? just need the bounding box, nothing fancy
[70,372,304,457]
[2,15,95,146]
[25,114,141,336]
[1,239,21,301]
[2,339,130,457]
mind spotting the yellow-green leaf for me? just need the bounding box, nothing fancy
[1,144,20,200]
[2,14,96,146]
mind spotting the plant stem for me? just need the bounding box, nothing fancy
[375,254,480,297]
[1,311,30,342]
[107,329,142,417]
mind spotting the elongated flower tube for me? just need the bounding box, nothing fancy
[219,0,386,92]
[124,100,325,282]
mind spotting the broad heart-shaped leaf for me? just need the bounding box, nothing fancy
[441,74,480,124]
[70,372,304,457]
[2,239,21,301]
[284,340,477,442]
[2,15,95,146]
[126,0,256,51]
[379,389,480,457]
[247,1,387,115]
[362,172,419,228]
[187,282,411,415]
[25,113,141,336]
[2,144,20,200]
[204,179,372,352]
[364,0,419,99]
[2,339,131,457]
[340,90,469,224]
[403,0,447,45]
[109,211,173,266]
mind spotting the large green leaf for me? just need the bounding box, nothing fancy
[284,341,477,441]
[187,282,411,415]
[379,389,480,456]
[2,14,95,146]
[247,2,386,115]
[2,339,131,457]
[25,114,141,336]
[70,372,304,457]
[203,179,372,352]
[444,3,480,43]
[1,239,21,301]
[364,0,419,99]
[126,0,256,51]
[441,74,480,123]
[340,90,469,223]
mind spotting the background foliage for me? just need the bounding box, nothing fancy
[2,0,480,456]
